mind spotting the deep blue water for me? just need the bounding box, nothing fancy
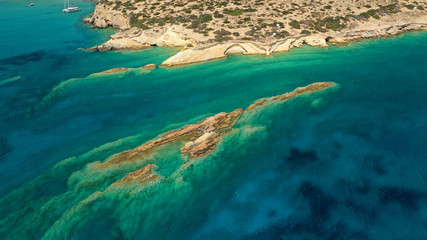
[0,0,427,239]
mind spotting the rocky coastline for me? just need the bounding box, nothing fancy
[87,22,427,67]
[83,0,426,67]
[160,23,426,66]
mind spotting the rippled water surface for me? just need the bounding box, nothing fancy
[1,1,427,239]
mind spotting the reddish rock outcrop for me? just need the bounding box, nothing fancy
[142,64,157,69]
[112,164,159,186]
[97,82,336,171]
[102,82,337,186]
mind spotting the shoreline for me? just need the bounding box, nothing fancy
[160,23,426,67]
[88,23,427,72]
[87,26,427,68]
[82,1,427,67]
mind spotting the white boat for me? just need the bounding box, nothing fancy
[63,0,81,13]
[28,3,34,6]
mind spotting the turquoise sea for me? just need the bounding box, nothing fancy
[1,0,427,239]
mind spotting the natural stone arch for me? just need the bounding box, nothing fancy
[224,44,248,55]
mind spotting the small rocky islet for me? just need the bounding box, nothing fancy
[96,81,337,171]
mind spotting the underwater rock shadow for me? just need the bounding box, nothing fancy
[287,147,318,168]
[378,186,426,210]
[33,66,154,112]
[0,136,12,163]
[299,181,336,224]
[241,181,368,240]
[275,147,318,172]
[0,51,45,66]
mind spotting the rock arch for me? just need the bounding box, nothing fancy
[224,44,248,55]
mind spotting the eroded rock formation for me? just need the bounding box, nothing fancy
[111,164,159,186]
[84,4,129,29]
[142,64,156,69]
[87,27,197,51]
[95,82,337,177]
[160,23,426,67]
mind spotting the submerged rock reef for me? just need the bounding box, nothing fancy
[97,81,336,168]
[94,82,336,174]
[98,108,244,169]
[35,65,156,111]
[0,82,338,239]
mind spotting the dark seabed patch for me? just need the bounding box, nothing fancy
[378,186,425,210]
[0,136,12,163]
[286,147,318,169]
[335,178,372,195]
[275,147,318,172]
[0,51,45,66]
[242,215,369,240]
[242,181,370,240]
[298,181,336,224]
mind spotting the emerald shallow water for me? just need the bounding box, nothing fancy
[1,0,427,239]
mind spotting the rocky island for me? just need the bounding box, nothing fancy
[94,81,337,171]
[85,0,426,66]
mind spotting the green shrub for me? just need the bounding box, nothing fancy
[214,11,224,18]
[214,29,232,35]
[289,20,300,29]
[243,8,257,12]
[224,9,243,16]
[367,9,377,16]
[214,34,232,42]
[301,30,311,35]
[201,14,213,22]
[129,15,150,29]
[187,19,201,29]
[320,17,344,30]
